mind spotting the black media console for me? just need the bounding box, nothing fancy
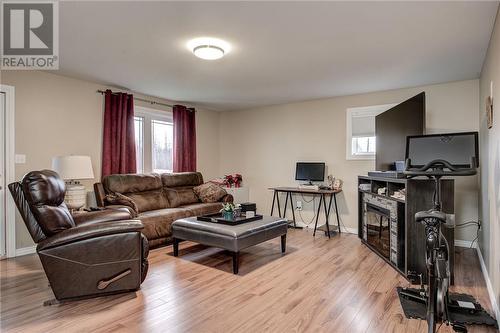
[358,175,455,283]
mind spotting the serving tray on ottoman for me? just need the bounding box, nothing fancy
[172,216,288,274]
[197,213,263,225]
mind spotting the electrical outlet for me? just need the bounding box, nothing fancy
[15,154,26,164]
[296,201,302,211]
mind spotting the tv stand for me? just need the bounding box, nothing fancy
[358,175,454,282]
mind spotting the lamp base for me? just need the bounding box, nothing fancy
[65,184,86,211]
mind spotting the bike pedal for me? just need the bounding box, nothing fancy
[451,323,468,333]
[407,271,423,285]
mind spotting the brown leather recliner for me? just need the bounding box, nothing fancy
[9,170,149,304]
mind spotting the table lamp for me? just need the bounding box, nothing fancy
[52,155,95,211]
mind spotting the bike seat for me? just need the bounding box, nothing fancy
[415,210,447,223]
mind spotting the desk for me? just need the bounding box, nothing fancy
[268,187,342,238]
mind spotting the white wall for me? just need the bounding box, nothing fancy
[479,6,500,319]
[1,71,220,249]
[219,79,480,241]
[1,70,481,253]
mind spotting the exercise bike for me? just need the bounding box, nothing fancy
[401,157,477,333]
[398,132,497,332]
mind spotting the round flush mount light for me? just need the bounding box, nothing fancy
[187,37,231,60]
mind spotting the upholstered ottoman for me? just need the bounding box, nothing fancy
[172,216,288,274]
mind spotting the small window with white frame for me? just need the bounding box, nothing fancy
[134,106,173,173]
[346,104,396,160]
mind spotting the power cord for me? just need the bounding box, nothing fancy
[297,197,317,226]
[453,220,480,250]
[300,193,315,203]
[455,221,480,228]
[470,225,480,249]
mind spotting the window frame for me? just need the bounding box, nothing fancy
[346,104,396,160]
[134,115,145,173]
[134,105,173,174]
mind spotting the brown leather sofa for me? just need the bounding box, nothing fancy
[9,170,149,304]
[94,172,233,248]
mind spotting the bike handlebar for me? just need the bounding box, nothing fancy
[404,157,477,177]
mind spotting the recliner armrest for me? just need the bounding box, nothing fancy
[37,220,144,251]
[73,207,133,226]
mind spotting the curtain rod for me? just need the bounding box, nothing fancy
[96,89,173,108]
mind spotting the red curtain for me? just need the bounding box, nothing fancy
[101,89,136,178]
[173,105,196,172]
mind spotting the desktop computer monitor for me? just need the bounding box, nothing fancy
[295,162,325,183]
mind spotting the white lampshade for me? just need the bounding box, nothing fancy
[52,155,95,180]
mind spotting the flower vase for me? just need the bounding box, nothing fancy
[223,211,233,220]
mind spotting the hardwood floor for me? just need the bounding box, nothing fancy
[0,229,497,333]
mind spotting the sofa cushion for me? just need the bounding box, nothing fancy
[138,208,192,240]
[193,183,227,203]
[161,172,203,187]
[103,173,162,194]
[181,202,223,217]
[128,190,169,213]
[165,186,199,208]
[102,173,169,212]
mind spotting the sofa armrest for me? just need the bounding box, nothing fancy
[104,205,138,217]
[37,220,143,251]
[73,207,133,227]
[222,194,234,203]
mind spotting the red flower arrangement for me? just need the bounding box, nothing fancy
[224,174,243,188]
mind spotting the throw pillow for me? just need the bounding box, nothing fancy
[104,192,139,217]
[193,182,227,203]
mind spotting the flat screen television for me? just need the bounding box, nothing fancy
[405,132,479,169]
[375,92,426,171]
[295,162,325,183]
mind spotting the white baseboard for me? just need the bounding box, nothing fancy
[455,239,477,248]
[15,245,36,257]
[476,245,500,322]
[299,223,358,235]
[342,227,358,234]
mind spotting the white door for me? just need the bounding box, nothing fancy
[0,91,6,257]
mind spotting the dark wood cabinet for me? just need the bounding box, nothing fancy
[358,176,454,283]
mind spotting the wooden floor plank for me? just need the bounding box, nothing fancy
[0,229,497,333]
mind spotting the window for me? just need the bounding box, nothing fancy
[352,136,376,155]
[133,106,173,173]
[346,104,396,160]
[152,120,173,173]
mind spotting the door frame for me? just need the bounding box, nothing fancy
[1,85,16,258]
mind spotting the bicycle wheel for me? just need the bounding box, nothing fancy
[427,251,438,333]
[427,276,437,333]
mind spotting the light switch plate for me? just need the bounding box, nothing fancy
[15,154,26,164]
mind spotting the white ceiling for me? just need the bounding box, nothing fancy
[56,1,499,111]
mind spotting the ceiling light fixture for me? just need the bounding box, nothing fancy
[187,37,230,60]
